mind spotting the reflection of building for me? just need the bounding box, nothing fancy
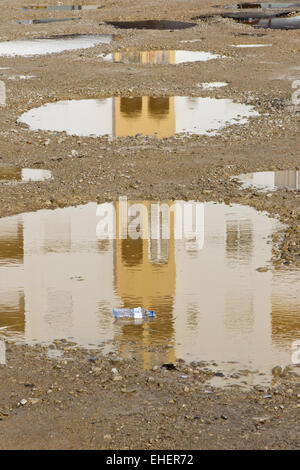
[275,170,299,190]
[114,96,175,138]
[0,218,25,333]
[114,50,174,65]
[242,170,300,190]
[114,201,176,367]
[0,81,5,106]
[0,201,299,374]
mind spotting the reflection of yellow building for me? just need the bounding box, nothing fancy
[114,201,176,366]
[114,50,175,65]
[114,96,175,138]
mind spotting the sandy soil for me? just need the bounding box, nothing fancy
[0,0,299,450]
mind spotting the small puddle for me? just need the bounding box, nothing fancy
[22,5,104,11]
[0,200,298,386]
[225,2,300,9]
[236,169,300,191]
[0,34,113,57]
[99,50,222,64]
[15,18,80,25]
[199,82,228,89]
[222,11,300,28]
[18,96,258,138]
[232,43,272,47]
[105,20,197,30]
[0,167,52,182]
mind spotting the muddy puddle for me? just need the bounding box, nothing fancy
[18,96,258,138]
[221,11,300,28]
[232,43,272,47]
[236,169,300,191]
[0,167,51,183]
[0,34,113,57]
[15,18,80,25]
[0,200,299,387]
[99,50,222,64]
[22,5,104,11]
[105,20,197,30]
[225,2,300,9]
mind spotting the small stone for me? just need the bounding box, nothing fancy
[28,398,40,405]
[113,375,123,382]
[18,399,27,406]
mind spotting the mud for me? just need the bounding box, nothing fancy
[0,0,299,450]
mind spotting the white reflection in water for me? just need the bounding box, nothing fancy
[18,96,258,137]
[237,170,300,191]
[0,201,299,384]
[0,35,113,57]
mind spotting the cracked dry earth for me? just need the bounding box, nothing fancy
[0,0,299,450]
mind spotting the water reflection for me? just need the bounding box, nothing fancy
[0,35,113,57]
[0,201,299,383]
[225,2,300,9]
[22,5,104,11]
[99,50,221,64]
[240,14,300,28]
[15,18,80,25]
[105,20,197,30]
[236,169,300,191]
[0,167,52,182]
[223,12,300,28]
[18,96,258,138]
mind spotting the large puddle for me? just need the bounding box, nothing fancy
[99,50,222,64]
[0,34,113,57]
[105,20,197,30]
[0,167,52,183]
[0,200,299,386]
[18,96,258,138]
[236,169,300,191]
[22,5,104,11]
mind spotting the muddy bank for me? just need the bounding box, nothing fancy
[0,341,299,450]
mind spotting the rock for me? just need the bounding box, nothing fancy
[256,267,269,272]
[18,399,28,407]
[28,398,40,405]
[113,375,123,381]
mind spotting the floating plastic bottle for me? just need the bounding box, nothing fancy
[113,306,155,319]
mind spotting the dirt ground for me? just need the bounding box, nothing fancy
[0,0,299,450]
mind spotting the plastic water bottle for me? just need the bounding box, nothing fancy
[113,307,155,319]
